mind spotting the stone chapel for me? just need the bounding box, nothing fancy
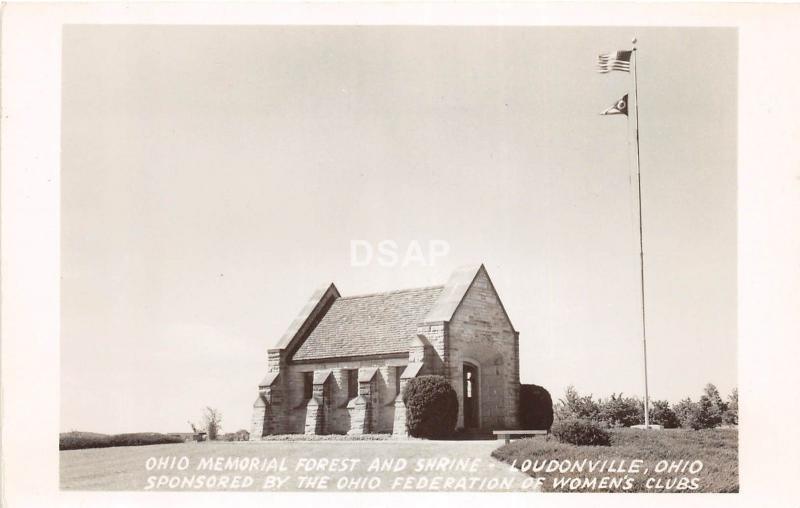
[250,264,521,438]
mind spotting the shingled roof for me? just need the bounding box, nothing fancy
[291,285,444,361]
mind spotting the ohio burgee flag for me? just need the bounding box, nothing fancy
[601,94,629,116]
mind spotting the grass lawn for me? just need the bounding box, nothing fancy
[491,428,738,493]
[60,439,530,491]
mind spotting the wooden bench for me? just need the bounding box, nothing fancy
[493,430,548,444]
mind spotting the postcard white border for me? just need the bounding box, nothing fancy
[3,2,800,508]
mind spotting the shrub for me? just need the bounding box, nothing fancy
[402,375,459,438]
[649,400,681,429]
[550,383,732,431]
[519,384,554,430]
[551,418,611,446]
[597,393,643,428]
[722,388,738,426]
[555,385,599,421]
[685,396,722,430]
[673,398,696,428]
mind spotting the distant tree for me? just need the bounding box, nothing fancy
[556,385,599,421]
[685,395,722,430]
[551,385,734,430]
[649,399,680,429]
[703,383,727,424]
[673,398,696,428]
[202,407,223,440]
[722,387,738,426]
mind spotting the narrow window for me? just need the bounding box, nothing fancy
[303,372,313,399]
[348,369,359,398]
[466,371,473,398]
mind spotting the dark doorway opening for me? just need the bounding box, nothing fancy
[462,363,479,429]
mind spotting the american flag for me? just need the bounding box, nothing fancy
[597,50,632,73]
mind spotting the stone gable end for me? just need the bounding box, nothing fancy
[447,268,520,430]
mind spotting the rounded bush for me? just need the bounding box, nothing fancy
[402,375,459,438]
[597,394,643,428]
[519,384,554,430]
[551,418,611,446]
[650,400,681,429]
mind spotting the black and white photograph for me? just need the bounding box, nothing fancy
[2,2,799,507]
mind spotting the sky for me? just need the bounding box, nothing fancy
[61,26,736,434]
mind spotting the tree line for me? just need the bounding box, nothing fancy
[554,383,738,430]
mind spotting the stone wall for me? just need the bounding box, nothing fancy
[415,325,446,376]
[447,269,520,430]
[251,394,269,438]
[304,375,330,435]
[272,357,408,435]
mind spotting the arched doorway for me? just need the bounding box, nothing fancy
[462,362,479,429]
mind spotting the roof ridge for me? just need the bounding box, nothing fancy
[337,284,445,301]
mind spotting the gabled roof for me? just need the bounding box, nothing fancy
[291,285,444,361]
[424,264,516,330]
[275,283,340,352]
[423,264,483,323]
[278,263,514,363]
[258,372,279,388]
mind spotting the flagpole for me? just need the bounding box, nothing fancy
[631,37,651,428]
